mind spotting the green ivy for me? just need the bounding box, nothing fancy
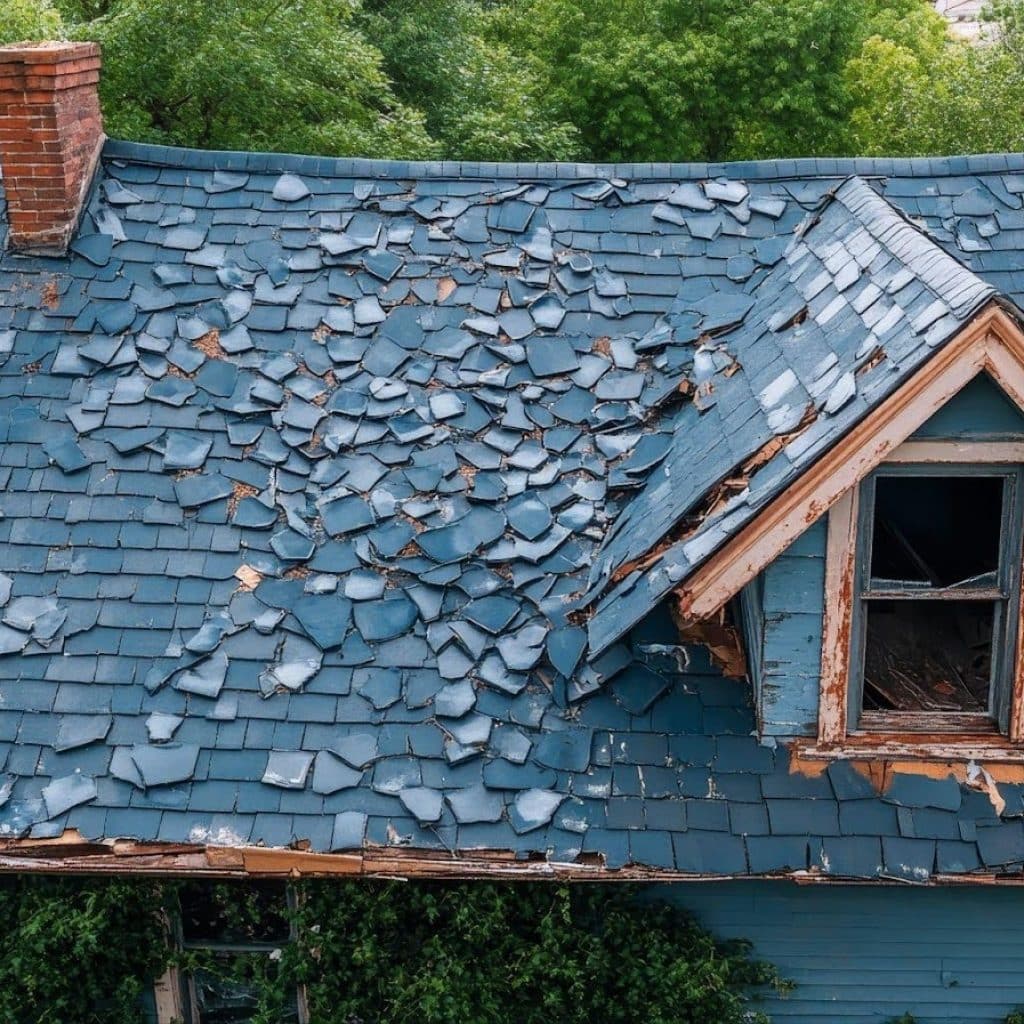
[285,880,786,1024]
[0,876,786,1024]
[0,875,169,1024]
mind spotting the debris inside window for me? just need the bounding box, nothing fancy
[863,599,993,711]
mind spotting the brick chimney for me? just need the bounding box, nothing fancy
[0,41,104,254]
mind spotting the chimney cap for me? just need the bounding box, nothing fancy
[0,40,100,64]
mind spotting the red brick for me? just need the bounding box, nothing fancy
[0,41,103,254]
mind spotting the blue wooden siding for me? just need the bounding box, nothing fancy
[912,372,1024,439]
[746,518,827,738]
[661,880,1024,1023]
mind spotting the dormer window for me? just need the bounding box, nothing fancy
[850,465,1023,736]
[815,423,1024,757]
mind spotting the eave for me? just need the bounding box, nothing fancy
[1,832,1022,886]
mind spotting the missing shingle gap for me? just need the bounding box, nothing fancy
[40,278,60,311]
[669,599,747,680]
[227,481,259,517]
[193,329,226,360]
[605,404,817,589]
[778,306,808,332]
[856,346,886,375]
[234,565,263,592]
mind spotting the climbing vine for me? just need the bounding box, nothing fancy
[0,875,169,1024]
[0,876,786,1024]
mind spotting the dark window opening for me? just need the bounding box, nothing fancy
[852,465,1023,734]
[177,882,303,1024]
[870,475,1003,589]
[180,880,291,947]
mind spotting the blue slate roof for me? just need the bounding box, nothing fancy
[587,175,994,652]
[1,140,1024,876]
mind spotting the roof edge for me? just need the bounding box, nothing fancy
[0,832,1016,884]
[102,138,1024,182]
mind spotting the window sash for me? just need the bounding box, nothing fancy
[848,463,1024,734]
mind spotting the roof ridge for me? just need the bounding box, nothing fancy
[101,138,1024,182]
[831,176,988,318]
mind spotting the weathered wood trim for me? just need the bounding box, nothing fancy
[153,909,185,1024]
[153,964,184,1024]
[888,440,1024,463]
[983,327,1024,411]
[859,710,998,733]
[675,303,1019,622]
[672,304,1024,755]
[819,490,858,744]
[1,832,1023,885]
[0,835,754,881]
[794,736,1024,762]
[1011,503,1024,743]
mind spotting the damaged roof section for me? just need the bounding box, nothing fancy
[1,143,1024,874]
[587,176,995,654]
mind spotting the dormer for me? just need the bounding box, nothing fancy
[584,176,1024,761]
[747,353,1024,759]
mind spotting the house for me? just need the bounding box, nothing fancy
[8,39,1024,1022]
[934,0,989,40]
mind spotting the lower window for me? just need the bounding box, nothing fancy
[174,881,305,1024]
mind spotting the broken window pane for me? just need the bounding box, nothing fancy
[862,599,994,713]
[869,474,1003,590]
[193,955,300,1024]
[178,883,302,1024]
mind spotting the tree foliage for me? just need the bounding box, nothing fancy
[64,0,436,157]
[357,0,577,161]
[2,0,1023,171]
[487,0,864,163]
[843,0,1024,156]
[0,877,784,1024]
[0,0,64,44]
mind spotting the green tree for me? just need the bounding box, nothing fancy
[61,0,437,157]
[358,0,578,161]
[0,0,63,44]
[488,0,866,163]
[844,0,1024,156]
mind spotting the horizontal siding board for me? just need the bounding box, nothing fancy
[656,881,1024,1023]
[912,372,1024,439]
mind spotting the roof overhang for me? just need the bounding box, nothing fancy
[2,832,1022,886]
